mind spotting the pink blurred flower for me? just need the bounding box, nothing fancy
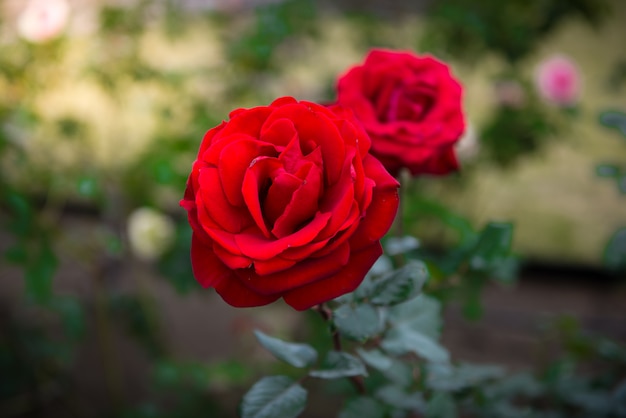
[534,55,581,106]
[17,0,70,43]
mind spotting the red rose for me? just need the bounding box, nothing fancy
[336,49,465,176]
[180,97,399,310]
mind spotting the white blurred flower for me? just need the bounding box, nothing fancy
[17,0,70,43]
[455,122,480,162]
[127,207,176,261]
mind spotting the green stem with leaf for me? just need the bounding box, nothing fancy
[314,304,366,395]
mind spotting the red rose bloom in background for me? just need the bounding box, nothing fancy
[336,49,465,176]
[180,97,399,310]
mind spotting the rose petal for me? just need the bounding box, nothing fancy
[317,151,357,239]
[205,228,242,255]
[218,138,277,207]
[283,243,383,310]
[253,256,297,276]
[271,164,322,238]
[196,122,226,160]
[213,274,280,308]
[180,177,208,239]
[262,103,346,185]
[223,106,273,138]
[237,242,350,295]
[270,96,299,108]
[260,117,299,149]
[313,201,361,258]
[241,156,281,238]
[280,238,329,260]
[329,110,371,157]
[276,128,323,175]
[213,243,252,270]
[197,167,253,233]
[264,170,304,228]
[234,211,332,260]
[350,155,399,250]
[414,145,459,175]
[191,233,231,288]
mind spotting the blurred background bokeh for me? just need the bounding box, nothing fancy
[1,0,625,417]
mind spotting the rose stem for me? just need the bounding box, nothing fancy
[392,168,410,266]
[395,168,408,238]
[314,304,366,395]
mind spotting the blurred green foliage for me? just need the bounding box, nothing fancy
[420,0,606,167]
[421,0,610,63]
[228,0,317,72]
[0,0,624,417]
[480,99,558,166]
[245,244,626,417]
[597,110,626,273]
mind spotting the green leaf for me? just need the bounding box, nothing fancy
[108,295,161,356]
[427,363,506,392]
[240,375,307,418]
[470,222,514,271]
[350,256,394,301]
[368,261,429,306]
[25,240,57,304]
[409,196,475,244]
[356,349,413,387]
[254,330,318,368]
[489,256,520,284]
[595,163,620,178]
[154,361,182,387]
[384,236,420,256]
[604,227,626,271]
[599,110,626,137]
[478,401,535,418]
[382,325,449,364]
[153,159,176,184]
[77,176,99,198]
[425,392,457,418]
[482,372,545,399]
[375,385,425,412]
[339,396,386,418]
[619,174,626,194]
[461,277,484,320]
[152,360,237,391]
[157,221,196,294]
[309,351,368,379]
[567,390,612,416]
[4,244,27,264]
[206,359,254,388]
[455,363,506,383]
[49,296,85,340]
[387,294,442,340]
[356,348,392,370]
[4,190,33,235]
[333,304,383,341]
[613,379,626,416]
